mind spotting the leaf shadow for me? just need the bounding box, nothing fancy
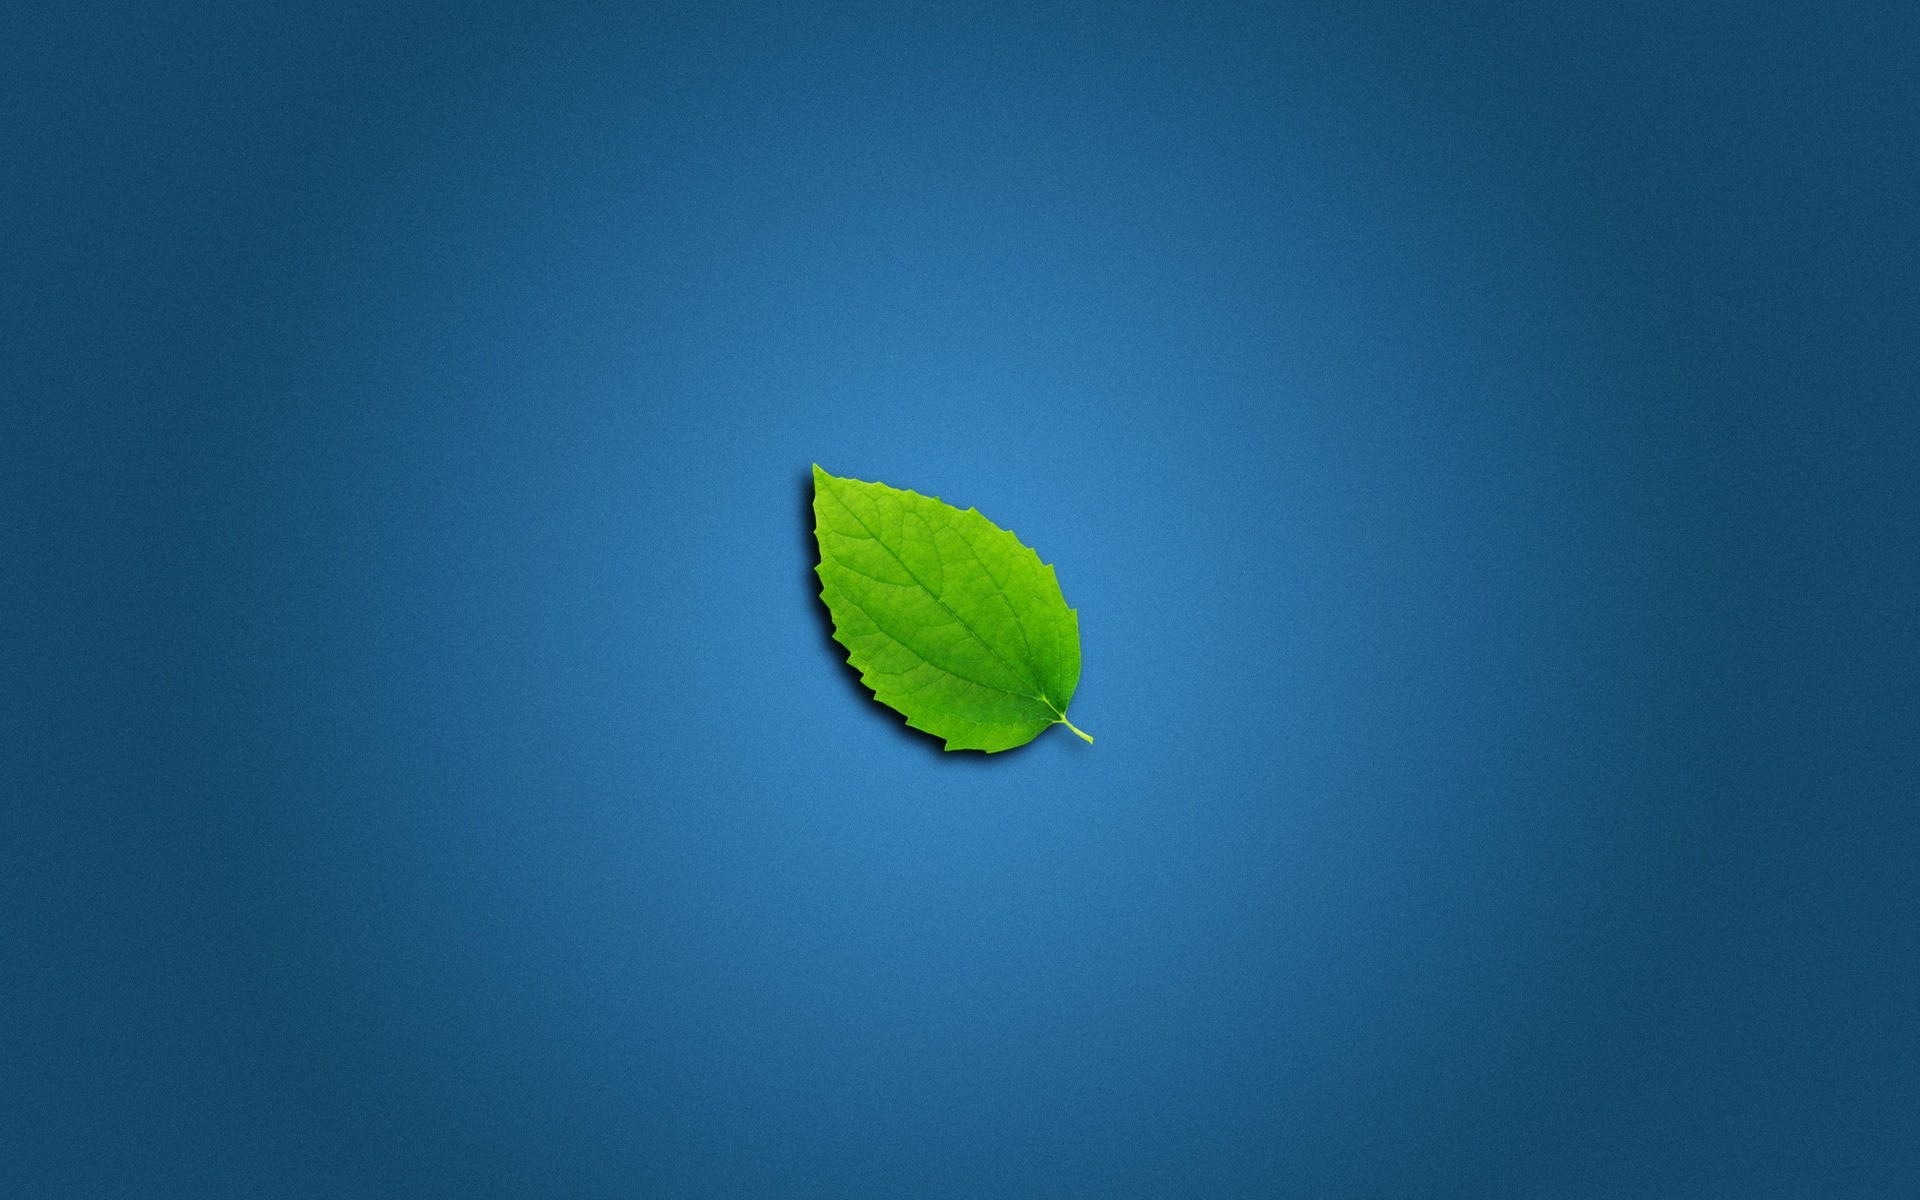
[798,468,999,766]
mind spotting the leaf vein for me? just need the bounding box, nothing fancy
[823,582,1047,704]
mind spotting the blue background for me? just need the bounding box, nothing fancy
[7,2,1917,1196]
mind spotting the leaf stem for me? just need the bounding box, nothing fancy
[1056,715,1094,745]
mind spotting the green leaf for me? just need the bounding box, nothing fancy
[811,465,1091,753]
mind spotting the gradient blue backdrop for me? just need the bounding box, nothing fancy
[7,2,1917,1196]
